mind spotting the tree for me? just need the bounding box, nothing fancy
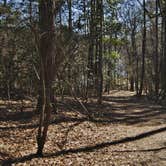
[87,0,103,104]
[87,0,96,99]
[95,0,103,104]
[138,0,146,96]
[154,0,159,96]
[159,0,166,97]
[36,0,64,156]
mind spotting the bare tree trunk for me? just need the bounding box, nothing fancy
[136,53,139,95]
[3,0,6,6]
[96,0,103,104]
[86,0,95,99]
[67,0,72,32]
[154,0,159,96]
[162,4,166,93]
[36,0,55,156]
[67,0,72,89]
[160,0,166,95]
[138,0,146,96]
[131,17,137,92]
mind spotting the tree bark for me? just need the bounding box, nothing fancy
[138,0,146,96]
[96,0,103,104]
[154,0,159,96]
[36,0,63,156]
[86,0,95,99]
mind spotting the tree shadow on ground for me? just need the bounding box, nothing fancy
[112,147,166,153]
[84,94,166,126]
[0,93,166,131]
[0,107,35,122]
[1,126,166,166]
[102,95,144,103]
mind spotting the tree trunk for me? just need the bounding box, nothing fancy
[3,0,6,6]
[154,0,159,96]
[67,0,72,32]
[160,1,166,95]
[162,5,166,93]
[86,0,95,99]
[138,0,146,96]
[96,0,103,104]
[67,0,72,90]
[36,0,55,156]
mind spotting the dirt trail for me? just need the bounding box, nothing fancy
[0,91,166,165]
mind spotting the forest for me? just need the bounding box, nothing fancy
[0,0,166,165]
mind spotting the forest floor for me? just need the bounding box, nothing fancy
[0,90,166,166]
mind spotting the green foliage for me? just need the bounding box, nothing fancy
[103,36,125,46]
[106,0,124,8]
[104,51,120,60]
